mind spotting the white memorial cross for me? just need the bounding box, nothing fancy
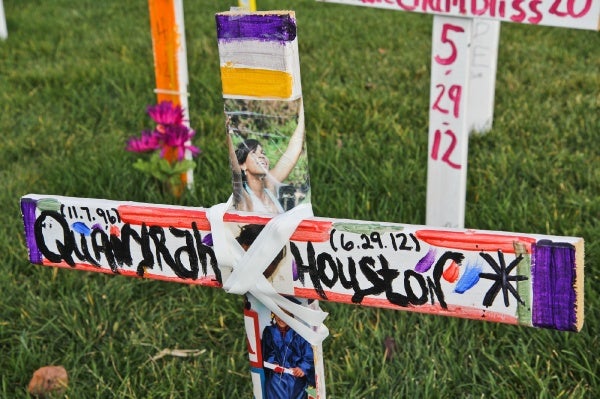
[20,9,586,399]
[0,0,8,40]
[320,0,599,228]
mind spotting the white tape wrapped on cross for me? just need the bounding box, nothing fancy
[207,199,329,346]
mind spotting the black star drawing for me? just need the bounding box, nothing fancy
[479,251,528,307]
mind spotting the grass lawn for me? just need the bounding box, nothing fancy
[1,0,599,397]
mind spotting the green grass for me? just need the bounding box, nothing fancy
[1,0,599,397]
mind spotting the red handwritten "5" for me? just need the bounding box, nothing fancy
[434,24,465,66]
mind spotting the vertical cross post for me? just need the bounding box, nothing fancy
[426,16,500,227]
[0,0,8,40]
[148,0,193,188]
[216,10,326,398]
[427,15,500,227]
[426,16,473,228]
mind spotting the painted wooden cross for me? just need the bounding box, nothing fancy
[147,0,194,189]
[20,10,584,399]
[321,0,600,228]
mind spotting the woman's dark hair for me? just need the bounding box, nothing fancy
[236,224,285,279]
[235,139,261,164]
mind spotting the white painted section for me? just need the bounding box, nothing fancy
[218,40,293,71]
[244,313,259,363]
[468,19,500,134]
[250,372,264,399]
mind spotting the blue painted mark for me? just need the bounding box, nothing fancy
[454,263,482,293]
[72,222,91,236]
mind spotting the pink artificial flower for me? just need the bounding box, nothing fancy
[160,124,200,160]
[147,101,184,127]
[126,130,162,152]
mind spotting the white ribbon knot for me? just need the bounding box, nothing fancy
[207,198,329,346]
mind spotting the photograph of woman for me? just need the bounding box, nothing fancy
[225,97,319,398]
[226,98,309,214]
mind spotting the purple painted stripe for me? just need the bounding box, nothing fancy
[216,13,296,42]
[531,240,577,331]
[21,198,43,264]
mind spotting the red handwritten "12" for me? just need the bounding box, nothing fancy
[431,129,461,170]
[430,23,464,170]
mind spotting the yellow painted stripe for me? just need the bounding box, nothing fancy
[238,0,257,11]
[220,66,293,99]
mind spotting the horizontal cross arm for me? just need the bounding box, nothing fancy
[21,194,584,332]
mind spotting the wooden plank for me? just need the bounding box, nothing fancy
[319,0,600,31]
[216,11,302,101]
[216,11,322,398]
[148,0,189,108]
[21,194,585,332]
[426,16,472,228]
[148,0,193,186]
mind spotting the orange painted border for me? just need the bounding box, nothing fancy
[416,230,536,254]
[148,0,180,105]
[223,212,333,243]
[118,205,210,230]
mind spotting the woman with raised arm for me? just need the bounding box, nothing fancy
[227,102,306,214]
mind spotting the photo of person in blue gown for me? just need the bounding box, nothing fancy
[262,309,315,399]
